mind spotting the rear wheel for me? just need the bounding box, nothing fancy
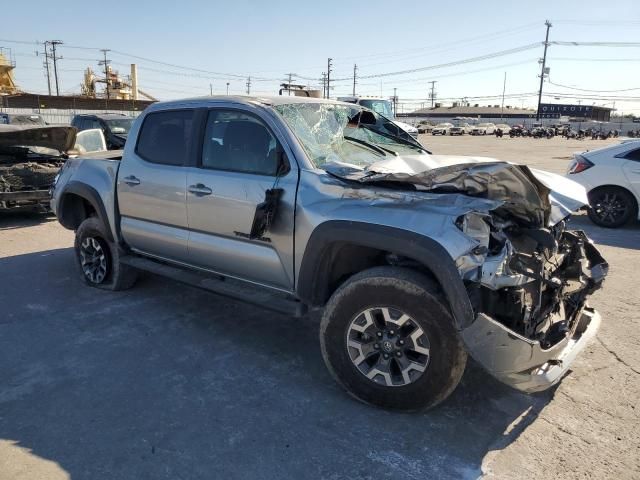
[74,217,137,290]
[320,267,467,411]
[587,187,637,228]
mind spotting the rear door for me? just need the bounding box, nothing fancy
[185,107,298,290]
[620,146,640,200]
[117,109,195,263]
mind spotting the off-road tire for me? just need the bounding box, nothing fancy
[587,186,637,228]
[320,266,467,411]
[74,216,137,290]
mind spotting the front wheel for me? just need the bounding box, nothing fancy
[320,267,467,411]
[74,216,138,290]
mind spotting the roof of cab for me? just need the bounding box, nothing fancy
[146,95,351,111]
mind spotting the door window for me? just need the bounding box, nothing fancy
[623,148,640,162]
[136,110,194,166]
[201,110,281,176]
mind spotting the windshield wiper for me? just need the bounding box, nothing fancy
[344,136,398,157]
[360,124,430,154]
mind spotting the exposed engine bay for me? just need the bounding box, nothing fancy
[326,158,608,350]
[460,215,607,348]
[0,125,76,211]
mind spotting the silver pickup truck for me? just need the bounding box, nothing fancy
[51,96,608,411]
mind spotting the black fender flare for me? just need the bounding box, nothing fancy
[296,221,474,330]
[58,181,114,242]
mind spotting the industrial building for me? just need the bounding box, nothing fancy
[403,102,613,124]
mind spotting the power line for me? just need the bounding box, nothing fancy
[550,41,640,47]
[349,43,542,80]
[547,80,640,93]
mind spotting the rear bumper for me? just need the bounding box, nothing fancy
[461,307,601,393]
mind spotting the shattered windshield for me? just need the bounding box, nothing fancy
[274,103,424,169]
[105,118,134,135]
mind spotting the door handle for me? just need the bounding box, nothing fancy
[188,183,213,196]
[123,175,140,186]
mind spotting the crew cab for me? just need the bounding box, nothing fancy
[52,96,607,411]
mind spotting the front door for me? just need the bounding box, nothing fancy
[186,108,298,290]
[118,109,195,263]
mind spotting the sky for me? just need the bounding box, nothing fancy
[2,0,640,114]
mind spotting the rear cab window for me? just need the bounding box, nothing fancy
[136,110,195,166]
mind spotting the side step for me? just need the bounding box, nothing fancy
[121,255,308,318]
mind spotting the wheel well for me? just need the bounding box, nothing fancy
[310,242,439,306]
[58,193,96,230]
[588,184,639,212]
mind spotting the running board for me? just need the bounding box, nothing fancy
[121,255,308,318]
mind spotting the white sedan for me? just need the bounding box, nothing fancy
[566,140,640,227]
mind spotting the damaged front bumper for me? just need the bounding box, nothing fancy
[462,307,601,393]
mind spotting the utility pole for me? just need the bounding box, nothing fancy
[320,72,327,99]
[501,72,507,121]
[210,83,213,95]
[246,76,251,95]
[393,88,397,117]
[536,20,552,121]
[226,82,230,95]
[352,64,357,96]
[49,40,63,96]
[38,41,52,96]
[99,49,111,109]
[284,73,294,96]
[326,58,332,99]
[428,80,437,107]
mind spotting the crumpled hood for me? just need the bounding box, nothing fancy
[325,154,588,227]
[0,125,77,153]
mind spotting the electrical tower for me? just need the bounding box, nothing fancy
[428,81,437,107]
[536,20,552,121]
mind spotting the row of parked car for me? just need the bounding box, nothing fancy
[419,122,512,136]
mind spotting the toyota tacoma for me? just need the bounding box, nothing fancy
[51,96,608,411]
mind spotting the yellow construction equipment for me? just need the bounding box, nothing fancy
[0,49,18,95]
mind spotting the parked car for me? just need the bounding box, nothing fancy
[494,124,511,135]
[471,123,496,135]
[567,140,640,227]
[431,122,453,135]
[0,113,46,126]
[0,125,111,212]
[417,122,434,134]
[52,96,607,411]
[449,123,472,136]
[71,113,135,150]
[337,96,419,140]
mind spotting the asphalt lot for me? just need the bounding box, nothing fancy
[1,135,639,480]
